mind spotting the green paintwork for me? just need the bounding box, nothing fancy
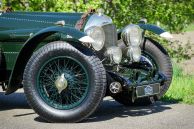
[0,11,94,94]
[0,11,83,69]
[0,12,82,42]
[37,56,89,110]
[6,25,89,94]
[138,23,165,35]
[0,11,88,74]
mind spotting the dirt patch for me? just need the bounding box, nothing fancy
[172,31,194,75]
[172,32,194,45]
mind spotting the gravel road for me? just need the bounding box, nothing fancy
[1,90,194,129]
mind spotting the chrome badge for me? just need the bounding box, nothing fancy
[144,85,153,95]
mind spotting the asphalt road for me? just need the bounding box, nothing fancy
[0,90,194,129]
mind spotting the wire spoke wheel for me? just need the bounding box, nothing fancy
[37,56,89,110]
[23,42,106,122]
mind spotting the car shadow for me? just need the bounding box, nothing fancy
[0,91,174,123]
[0,92,30,111]
[34,98,174,123]
[83,99,173,123]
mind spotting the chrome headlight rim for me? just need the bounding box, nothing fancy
[127,46,142,62]
[121,24,143,47]
[106,46,122,64]
[121,24,143,62]
[85,26,105,51]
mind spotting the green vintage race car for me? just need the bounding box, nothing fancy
[0,4,173,122]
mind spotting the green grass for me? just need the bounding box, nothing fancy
[183,23,194,32]
[162,64,194,104]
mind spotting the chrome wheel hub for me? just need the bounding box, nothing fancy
[54,73,68,94]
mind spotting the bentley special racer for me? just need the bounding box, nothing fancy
[0,4,173,122]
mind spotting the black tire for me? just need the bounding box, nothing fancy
[0,49,1,65]
[0,49,3,81]
[0,49,2,69]
[23,41,106,122]
[112,39,173,106]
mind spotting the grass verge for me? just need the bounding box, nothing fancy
[162,64,194,104]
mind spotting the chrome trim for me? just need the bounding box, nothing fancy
[160,32,173,39]
[106,46,122,64]
[79,36,95,43]
[127,46,141,62]
[84,14,113,32]
[54,20,65,26]
[136,83,160,98]
[102,24,117,47]
[121,24,142,46]
[121,24,143,62]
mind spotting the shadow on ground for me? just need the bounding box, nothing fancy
[0,92,30,111]
[0,92,173,123]
[83,99,172,123]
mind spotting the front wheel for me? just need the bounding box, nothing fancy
[0,49,2,80]
[23,41,106,122]
[112,39,173,106]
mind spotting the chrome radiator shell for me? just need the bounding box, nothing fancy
[102,24,117,48]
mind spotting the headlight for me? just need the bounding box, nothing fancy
[127,47,141,62]
[85,26,105,51]
[106,46,122,64]
[121,24,142,62]
[121,24,143,46]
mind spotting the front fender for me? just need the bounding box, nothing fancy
[138,24,173,39]
[34,26,81,39]
[26,26,94,43]
[6,26,93,94]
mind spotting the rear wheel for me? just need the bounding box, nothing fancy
[23,41,106,122]
[112,39,173,106]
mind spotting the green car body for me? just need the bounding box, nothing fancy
[0,11,92,94]
[0,11,170,95]
[0,8,173,123]
[0,12,85,69]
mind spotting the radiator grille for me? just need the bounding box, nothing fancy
[102,24,117,48]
